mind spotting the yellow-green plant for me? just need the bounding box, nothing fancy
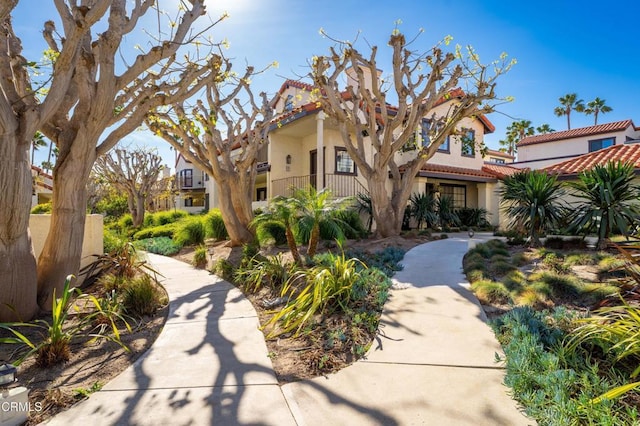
[122,274,165,317]
[264,252,364,337]
[234,253,298,293]
[193,245,208,269]
[0,276,130,367]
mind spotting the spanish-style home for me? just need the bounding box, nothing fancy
[31,165,53,208]
[543,141,640,178]
[175,73,522,226]
[514,119,640,170]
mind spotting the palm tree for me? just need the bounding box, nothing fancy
[499,170,566,247]
[499,120,534,155]
[30,131,47,165]
[554,93,584,130]
[584,97,613,125]
[535,124,555,134]
[291,186,350,258]
[567,161,639,250]
[251,196,302,265]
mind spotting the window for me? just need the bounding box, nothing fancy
[179,169,193,188]
[335,148,356,175]
[438,136,450,152]
[461,130,475,157]
[588,137,615,152]
[257,187,267,201]
[184,194,204,207]
[440,184,467,208]
[490,158,506,164]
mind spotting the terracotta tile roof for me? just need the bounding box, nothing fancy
[543,143,640,175]
[31,165,53,180]
[517,120,636,147]
[481,163,523,179]
[419,163,497,180]
[485,149,514,159]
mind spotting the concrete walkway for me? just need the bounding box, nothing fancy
[46,235,533,425]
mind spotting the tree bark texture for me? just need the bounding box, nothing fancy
[0,133,38,321]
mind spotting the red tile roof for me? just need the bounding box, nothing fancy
[517,120,636,147]
[419,163,498,180]
[481,163,523,179]
[543,143,640,175]
[486,149,514,159]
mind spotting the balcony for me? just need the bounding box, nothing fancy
[271,173,368,199]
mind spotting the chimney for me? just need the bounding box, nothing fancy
[345,64,383,93]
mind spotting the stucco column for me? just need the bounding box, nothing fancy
[316,111,325,188]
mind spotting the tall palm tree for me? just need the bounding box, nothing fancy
[30,131,47,165]
[499,120,535,155]
[499,170,567,247]
[584,97,613,125]
[535,124,555,134]
[554,93,584,130]
[568,161,638,250]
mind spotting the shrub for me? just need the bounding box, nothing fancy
[489,260,517,277]
[122,274,164,317]
[104,228,125,253]
[174,217,206,246]
[511,252,530,267]
[80,242,158,284]
[502,270,527,293]
[256,220,287,246]
[491,307,636,425]
[234,253,298,293]
[97,273,126,293]
[133,223,177,240]
[467,243,492,259]
[193,246,208,269]
[264,252,363,337]
[330,209,367,239]
[565,252,595,266]
[213,259,235,282]
[204,209,228,240]
[529,271,582,298]
[344,247,405,277]
[515,288,549,308]
[118,214,134,231]
[466,269,485,283]
[133,237,182,256]
[456,207,490,228]
[31,202,52,214]
[471,280,512,304]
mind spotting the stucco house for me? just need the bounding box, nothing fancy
[514,119,640,170]
[181,75,521,227]
[543,141,640,178]
[31,165,53,208]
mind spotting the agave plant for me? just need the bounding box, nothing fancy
[499,170,566,247]
[567,161,640,250]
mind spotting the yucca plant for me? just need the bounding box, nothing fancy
[410,192,437,229]
[264,252,364,337]
[0,275,130,367]
[568,161,640,250]
[499,170,567,247]
[436,195,460,228]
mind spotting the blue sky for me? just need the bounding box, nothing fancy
[15,0,640,169]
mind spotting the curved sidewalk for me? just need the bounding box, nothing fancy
[46,236,533,425]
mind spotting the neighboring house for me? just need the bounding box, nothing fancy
[543,141,640,178]
[514,120,640,169]
[485,149,515,164]
[173,153,209,213]
[31,165,53,208]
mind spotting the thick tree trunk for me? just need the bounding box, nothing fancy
[0,134,39,321]
[216,178,255,246]
[132,193,145,228]
[37,139,95,310]
[368,173,402,238]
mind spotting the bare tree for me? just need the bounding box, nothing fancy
[33,1,223,309]
[147,57,273,246]
[0,2,103,320]
[94,148,163,227]
[310,31,513,237]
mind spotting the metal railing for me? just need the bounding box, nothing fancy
[271,174,368,199]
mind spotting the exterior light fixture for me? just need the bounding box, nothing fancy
[0,364,16,386]
[286,154,292,165]
[468,228,475,239]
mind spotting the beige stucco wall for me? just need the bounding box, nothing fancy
[517,128,637,164]
[30,214,104,271]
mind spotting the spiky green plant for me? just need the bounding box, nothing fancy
[251,196,302,265]
[568,161,640,250]
[410,192,437,230]
[499,170,567,247]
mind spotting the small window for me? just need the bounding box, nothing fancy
[335,148,356,175]
[491,158,505,164]
[461,130,475,157]
[440,184,467,208]
[588,137,615,152]
[179,169,193,187]
[438,135,450,153]
[257,187,267,201]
